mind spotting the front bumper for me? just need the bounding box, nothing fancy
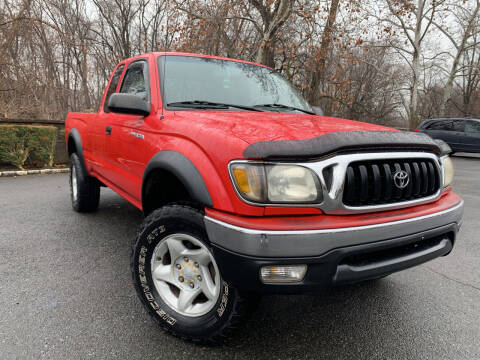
[204,200,463,294]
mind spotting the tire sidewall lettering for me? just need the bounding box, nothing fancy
[147,225,166,244]
[216,282,229,317]
[138,242,177,326]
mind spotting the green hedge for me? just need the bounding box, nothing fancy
[0,125,58,169]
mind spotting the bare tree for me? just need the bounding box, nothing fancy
[457,28,480,116]
[1,0,479,122]
[433,0,480,116]
[371,0,446,129]
[92,0,141,59]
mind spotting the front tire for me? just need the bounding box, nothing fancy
[69,153,100,212]
[131,205,255,343]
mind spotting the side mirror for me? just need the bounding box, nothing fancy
[107,93,150,116]
[312,106,324,116]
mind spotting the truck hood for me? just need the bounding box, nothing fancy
[173,110,393,144]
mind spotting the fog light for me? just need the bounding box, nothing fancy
[260,265,307,283]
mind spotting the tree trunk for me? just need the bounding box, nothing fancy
[81,44,92,110]
[256,36,275,67]
[307,0,341,105]
[251,0,293,67]
[440,56,459,117]
[409,48,420,130]
[408,0,424,130]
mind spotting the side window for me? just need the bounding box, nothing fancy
[427,121,451,130]
[104,65,125,113]
[451,120,464,132]
[120,61,149,102]
[465,120,480,133]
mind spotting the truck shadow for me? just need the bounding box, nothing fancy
[222,279,415,358]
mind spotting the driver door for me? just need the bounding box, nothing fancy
[108,59,153,201]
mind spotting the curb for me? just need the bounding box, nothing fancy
[0,168,69,177]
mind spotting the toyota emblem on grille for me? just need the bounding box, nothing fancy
[393,170,409,189]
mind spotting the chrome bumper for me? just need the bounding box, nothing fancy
[204,201,464,257]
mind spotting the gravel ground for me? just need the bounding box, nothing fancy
[0,155,479,359]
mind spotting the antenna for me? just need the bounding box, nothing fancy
[160,0,169,120]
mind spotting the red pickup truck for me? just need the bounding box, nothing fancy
[65,52,463,343]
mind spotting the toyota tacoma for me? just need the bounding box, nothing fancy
[65,52,463,342]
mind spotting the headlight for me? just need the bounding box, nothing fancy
[442,156,454,187]
[230,162,322,204]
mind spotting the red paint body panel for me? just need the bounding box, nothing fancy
[206,192,462,231]
[264,207,324,216]
[65,52,453,221]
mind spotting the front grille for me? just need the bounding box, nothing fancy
[342,158,440,206]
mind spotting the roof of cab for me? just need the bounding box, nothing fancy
[122,51,271,69]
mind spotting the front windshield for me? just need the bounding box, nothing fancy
[158,55,312,113]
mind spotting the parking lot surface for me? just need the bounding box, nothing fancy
[1,156,479,359]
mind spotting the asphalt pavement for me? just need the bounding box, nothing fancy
[1,156,479,359]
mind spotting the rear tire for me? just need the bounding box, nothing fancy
[69,153,100,212]
[131,205,257,343]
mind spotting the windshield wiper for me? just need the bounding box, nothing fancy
[253,103,314,115]
[167,100,264,112]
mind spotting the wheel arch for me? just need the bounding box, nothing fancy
[67,129,87,173]
[142,151,213,215]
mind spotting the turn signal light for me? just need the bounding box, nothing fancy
[260,265,307,283]
[232,168,250,193]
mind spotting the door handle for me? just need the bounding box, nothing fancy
[106,125,112,135]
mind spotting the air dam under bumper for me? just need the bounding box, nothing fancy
[204,201,463,293]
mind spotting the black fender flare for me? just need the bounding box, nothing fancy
[142,151,213,209]
[67,129,87,173]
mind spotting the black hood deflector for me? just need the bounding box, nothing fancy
[242,131,451,160]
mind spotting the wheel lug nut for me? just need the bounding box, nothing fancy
[189,282,195,288]
[178,276,184,282]
[194,262,199,268]
[176,264,181,269]
[197,275,202,281]
[183,257,189,262]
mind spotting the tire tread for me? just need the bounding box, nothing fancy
[70,153,100,212]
